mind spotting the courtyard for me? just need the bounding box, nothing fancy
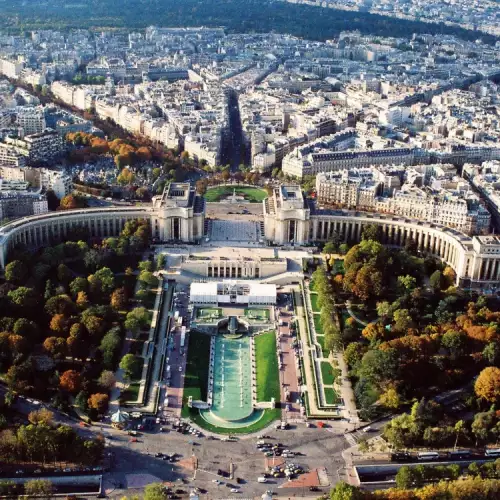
[204,185,268,203]
[210,220,261,242]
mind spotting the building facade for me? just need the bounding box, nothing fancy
[263,185,500,288]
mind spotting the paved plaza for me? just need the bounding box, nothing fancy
[210,220,261,242]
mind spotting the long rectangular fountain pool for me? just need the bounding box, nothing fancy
[201,335,264,428]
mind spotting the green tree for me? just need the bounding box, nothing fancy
[430,270,444,291]
[338,243,349,255]
[84,248,103,272]
[395,466,417,489]
[24,479,53,498]
[471,412,497,445]
[482,342,500,365]
[393,308,414,332]
[329,482,363,500]
[144,482,168,500]
[138,270,158,288]
[99,327,122,368]
[360,348,397,385]
[45,294,76,316]
[57,263,72,284]
[88,267,115,295]
[376,301,391,319]
[119,354,142,379]
[138,260,153,272]
[44,279,54,300]
[156,254,166,270]
[383,413,419,449]
[5,260,28,284]
[8,287,40,309]
[13,318,39,340]
[323,241,337,254]
[454,420,465,450]
[125,307,150,333]
[117,167,135,185]
[397,274,417,292]
[69,277,88,296]
[442,330,467,359]
[361,224,381,242]
[343,342,366,368]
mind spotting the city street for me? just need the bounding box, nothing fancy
[104,422,347,498]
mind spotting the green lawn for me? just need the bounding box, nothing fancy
[313,314,323,335]
[324,387,340,405]
[183,406,281,434]
[183,331,211,402]
[204,186,268,203]
[310,293,320,313]
[129,356,144,380]
[255,332,280,402]
[120,382,140,403]
[321,361,338,385]
[315,335,329,358]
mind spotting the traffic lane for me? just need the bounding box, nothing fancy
[10,395,98,440]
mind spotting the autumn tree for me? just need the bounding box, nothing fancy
[110,287,128,310]
[361,323,387,343]
[59,194,82,210]
[87,393,109,414]
[50,314,70,335]
[24,479,53,498]
[43,337,67,359]
[59,370,82,394]
[117,167,135,185]
[28,408,54,426]
[98,370,116,390]
[474,367,500,403]
[76,291,90,309]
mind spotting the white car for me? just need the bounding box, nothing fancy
[230,488,240,493]
[179,366,182,372]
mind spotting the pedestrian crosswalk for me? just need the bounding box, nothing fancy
[344,433,357,447]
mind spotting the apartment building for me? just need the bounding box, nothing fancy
[15,107,46,135]
[4,130,65,163]
[0,143,27,168]
[316,167,491,235]
[284,144,419,178]
[0,192,48,221]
